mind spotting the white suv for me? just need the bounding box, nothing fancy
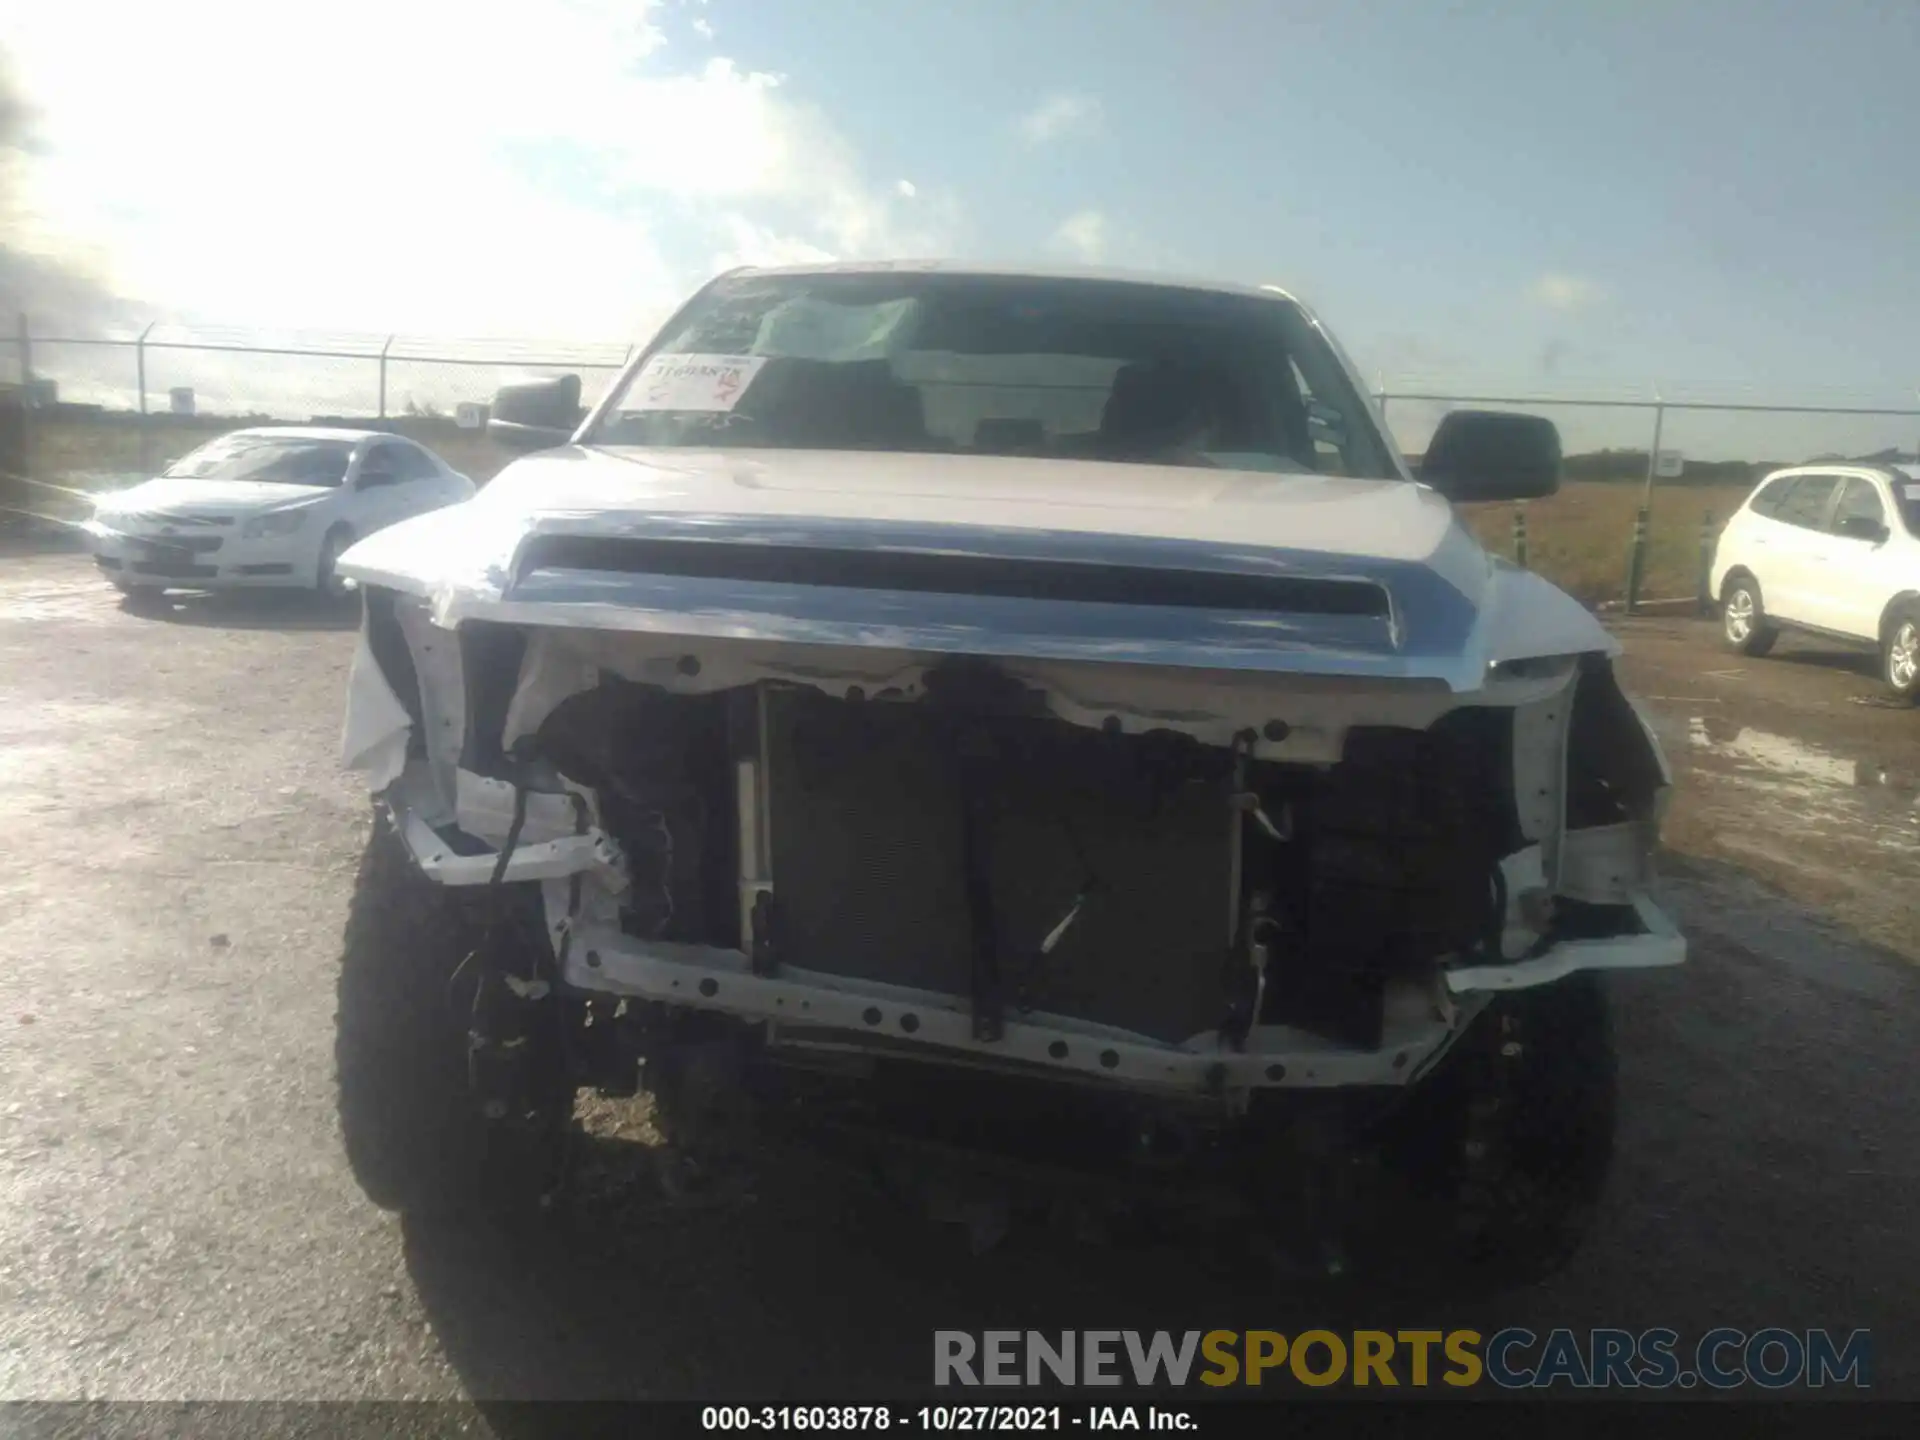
[1710,462,1920,701]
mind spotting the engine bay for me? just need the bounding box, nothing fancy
[347,595,1683,1104]
[530,657,1525,1056]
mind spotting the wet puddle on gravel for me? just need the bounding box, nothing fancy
[1686,716,1919,797]
[1646,708,1920,874]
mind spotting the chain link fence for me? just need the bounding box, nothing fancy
[1376,388,1920,608]
[5,314,1918,606]
[0,319,632,546]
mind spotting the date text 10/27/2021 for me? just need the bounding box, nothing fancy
[702,1407,1188,1432]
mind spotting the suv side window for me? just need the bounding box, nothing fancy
[1774,474,1839,529]
[1748,475,1797,518]
[1831,477,1886,534]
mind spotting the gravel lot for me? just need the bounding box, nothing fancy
[2,551,1917,1409]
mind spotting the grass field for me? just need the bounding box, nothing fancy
[8,413,1752,606]
[1461,480,1752,606]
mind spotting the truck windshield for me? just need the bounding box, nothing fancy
[588,272,1400,480]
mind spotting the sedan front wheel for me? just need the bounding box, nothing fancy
[316,528,356,600]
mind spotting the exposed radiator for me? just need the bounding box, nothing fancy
[762,687,1235,1045]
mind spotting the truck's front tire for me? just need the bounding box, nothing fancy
[334,810,572,1220]
[1368,974,1616,1293]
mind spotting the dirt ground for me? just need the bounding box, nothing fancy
[1,552,1917,1414]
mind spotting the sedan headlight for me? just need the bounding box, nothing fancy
[241,509,310,539]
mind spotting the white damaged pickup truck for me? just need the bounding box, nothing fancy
[333,262,1682,1289]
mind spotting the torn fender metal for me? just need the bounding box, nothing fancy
[1557,822,1658,905]
[381,760,630,893]
[339,629,413,794]
[395,805,629,890]
[339,593,470,808]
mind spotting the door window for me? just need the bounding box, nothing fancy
[1748,475,1797,518]
[390,444,440,481]
[357,445,404,485]
[1773,474,1839,529]
[1829,477,1886,538]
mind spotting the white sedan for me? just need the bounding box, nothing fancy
[83,427,476,599]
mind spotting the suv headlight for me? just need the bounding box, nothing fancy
[242,509,309,539]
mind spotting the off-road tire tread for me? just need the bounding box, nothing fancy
[334,810,562,1218]
[1374,974,1616,1294]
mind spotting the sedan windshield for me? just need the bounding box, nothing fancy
[163,436,356,487]
[589,272,1399,479]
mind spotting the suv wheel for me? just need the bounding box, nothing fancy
[335,810,574,1219]
[1721,576,1778,656]
[1360,974,1615,1294]
[1883,605,1920,704]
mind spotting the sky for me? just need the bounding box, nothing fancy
[5,0,1920,457]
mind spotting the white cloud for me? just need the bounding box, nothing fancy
[1049,210,1109,263]
[1019,93,1103,144]
[1528,272,1603,311]
[692,17,715,38]
[5,1,955,341]
[896,179,918,199]
[709,217,838,273]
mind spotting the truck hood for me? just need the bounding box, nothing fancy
[337,446,1614,690]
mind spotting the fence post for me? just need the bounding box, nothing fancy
[378,335,393,420]
[1625,400,1664,614]
[1697,509,1717,617]
[135,322,155,476]
[1512,504,1528,569]
[17,313,33,487]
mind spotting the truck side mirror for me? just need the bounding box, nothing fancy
[488,374,584,453]
[1419,410,1561,503]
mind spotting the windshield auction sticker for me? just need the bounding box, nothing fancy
[631,353,769,411]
